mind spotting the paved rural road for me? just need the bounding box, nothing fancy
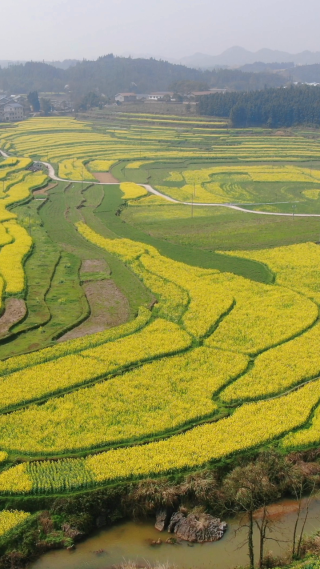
[2,148,320,217]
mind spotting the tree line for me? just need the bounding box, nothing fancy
[199,85,320,127]
[0,55,285,97]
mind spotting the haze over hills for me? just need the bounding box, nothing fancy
[3,47,320,73]
[0,59,79,70]
[0,56,286,97]
[3,53,320,99]
[180,47,320,69]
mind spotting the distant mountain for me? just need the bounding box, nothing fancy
[180,47,320,69]
[0,55,286,97]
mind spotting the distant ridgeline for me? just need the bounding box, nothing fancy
[199,86,320,128]
[0,56,285,97]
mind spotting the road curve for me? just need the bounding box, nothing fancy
[2,149,320,217]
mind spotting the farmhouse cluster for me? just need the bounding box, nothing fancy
[114,89,228,104]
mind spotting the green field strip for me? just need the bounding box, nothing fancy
[45,252,89,340]
[39,184,154,319]
[123,200,320,251]
[0,252,88,359]
[8,201,60,335]
[94,185,274,284]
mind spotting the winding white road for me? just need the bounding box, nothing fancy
[2,149,320,217]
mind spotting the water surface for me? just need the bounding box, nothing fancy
[31,497,320,569]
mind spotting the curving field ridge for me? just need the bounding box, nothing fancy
[0,115,319,511]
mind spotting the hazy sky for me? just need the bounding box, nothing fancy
[2,0,320,61]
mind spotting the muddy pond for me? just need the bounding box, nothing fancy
[30,496,320,569]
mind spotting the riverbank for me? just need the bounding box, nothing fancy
[29,497,320,569]
[0,449,319,568]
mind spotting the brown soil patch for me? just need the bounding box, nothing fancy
[81,259,109,274]
[33,182,57,196]
[57,280,130,342]
[93,172,119,183]
[274,130,292,137]
[0,298,27,337]
[27,343,41,351]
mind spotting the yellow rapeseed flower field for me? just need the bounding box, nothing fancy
[120,182,148,199]
[0,317,189,413]
[1,378,320,493]
[0,510,30,535]
[0,347,247,454]
[88,159,116,171]
[2,118,320,497]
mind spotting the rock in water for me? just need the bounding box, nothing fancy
[168,512,227,543]
[155,509,172,532]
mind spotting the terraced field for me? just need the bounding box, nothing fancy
[1,115,320,537]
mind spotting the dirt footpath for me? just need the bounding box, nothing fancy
[58,280,130,342]
[93,172,119,183]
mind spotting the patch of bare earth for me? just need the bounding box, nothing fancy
[58,280,130,342]
[33,183,57,196]
[81,259,109,274]
[93,172,119,183]
[0,298,27,337]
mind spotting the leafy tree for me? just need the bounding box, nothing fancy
[199,85,320,128]
[223,452,293,569]
[76,92,101,111]
[27,91,40,112]
[170,80,209,94]
[40,98,52,116]
[172,92,183,102]
[230,104,248,127]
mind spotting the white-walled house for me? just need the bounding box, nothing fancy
[3,103,24,121]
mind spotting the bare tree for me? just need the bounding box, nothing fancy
[224,461,279,568]
[285,468,316,560]
[223,452,295,568]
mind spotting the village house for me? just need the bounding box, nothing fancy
[115,93,137,103]
[148,92,173,101]
[3,102,24,121]
[0,96,11,115]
